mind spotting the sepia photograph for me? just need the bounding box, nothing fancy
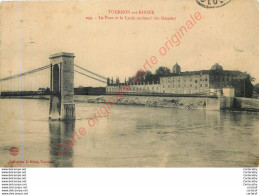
[0,0,259,168]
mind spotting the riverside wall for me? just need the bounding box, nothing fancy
[75,95,208,110]
[75,95,259,111]
[2,95,259,112]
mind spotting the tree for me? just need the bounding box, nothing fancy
[115,77,120,85]
[111,77,114,85]
[244,74,255,98]
[107,77,110,86]
[128,77,133,84]
[155,66,171,76]
[144,71,154,84]
[135,70,145,83]
[254,83,259,93]
[153,66,171,84]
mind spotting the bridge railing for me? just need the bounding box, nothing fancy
[0,91,53,96]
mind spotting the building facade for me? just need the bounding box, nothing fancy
[106,64,251,97]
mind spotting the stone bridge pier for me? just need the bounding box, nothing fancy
[49,52,75,120]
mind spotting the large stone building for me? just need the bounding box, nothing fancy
[106,63,252,97]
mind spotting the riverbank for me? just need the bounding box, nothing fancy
[0,95,50,100]
[75,95,208,109]
[76,95,259,112]
[0,95,208,109]
[1,95,259,111]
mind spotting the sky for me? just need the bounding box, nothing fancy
[0,0,259,88]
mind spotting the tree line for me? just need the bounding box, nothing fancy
[107,66,171,85]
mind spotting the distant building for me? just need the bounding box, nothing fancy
[74,87,106,95]
[106,63,253,97]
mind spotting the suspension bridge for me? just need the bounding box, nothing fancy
[0,52,107,120]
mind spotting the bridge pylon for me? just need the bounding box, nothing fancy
[49,52,75,120]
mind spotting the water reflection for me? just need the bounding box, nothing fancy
[0,99,258,167]
[49,120,75,167]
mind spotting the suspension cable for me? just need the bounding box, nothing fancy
[0,65,50,82]
[74,70,107,84]
[74,64,107,80]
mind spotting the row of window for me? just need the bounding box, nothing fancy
[162,84,208,88]
[162,75,246,83]
[211,78,244,82]
[107,86,209,93]
[108,86,160,91]
[162,78,208,83]
[107,83,209,92]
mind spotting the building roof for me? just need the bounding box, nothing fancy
[211,63,223,71]
[160,70,248,78]
[49,52,75,59]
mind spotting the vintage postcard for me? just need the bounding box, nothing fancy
[0,0,259,167]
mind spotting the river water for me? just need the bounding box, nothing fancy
[0,97,259,167]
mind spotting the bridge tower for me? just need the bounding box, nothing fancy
[49,52,75,120]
